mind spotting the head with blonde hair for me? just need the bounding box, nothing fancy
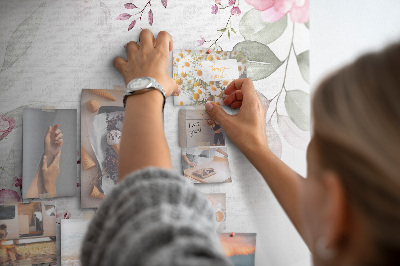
[301,43,400,266]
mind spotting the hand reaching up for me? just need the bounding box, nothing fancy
[44,124,63,159]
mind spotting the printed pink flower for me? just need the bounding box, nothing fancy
[13,176,22,189]
[197,36,205,46]
[229,0,235,5]
[0,115,15,141]
[245,0,309,23]
[230,6,241,15]
[116,13,132,20]
[211,4,219,14]
[0,189,21,204]
[57,210,72,219]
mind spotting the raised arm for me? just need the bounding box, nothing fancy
[114,30,178,181]
[205,78,309,246]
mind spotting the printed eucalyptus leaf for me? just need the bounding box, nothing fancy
[304,21,310,29]
[239,8,287,45]
[266,120,282,158]
[285,90,310,131]
[277,115,310,150]
[1,2,46,71]
[233,41,283,80]
[296,50,309,84]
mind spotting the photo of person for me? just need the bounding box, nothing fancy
[201,113,225,146]
[26,124,63,198]
[22,108,77,199]
[0,224,23,263]
[182,147,231,183]
[178,109,227,148]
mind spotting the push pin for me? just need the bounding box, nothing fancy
[206,49,212,54]
[230,232,235,237]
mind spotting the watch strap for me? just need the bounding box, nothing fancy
[123,77,166,110]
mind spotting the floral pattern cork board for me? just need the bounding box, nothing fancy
[173,50,247,106]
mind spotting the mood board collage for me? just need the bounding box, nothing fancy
[0,50,257,266]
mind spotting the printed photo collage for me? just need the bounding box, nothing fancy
[0,51,256,265]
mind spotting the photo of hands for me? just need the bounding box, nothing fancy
[22,109,77,199]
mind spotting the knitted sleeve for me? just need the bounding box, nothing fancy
[80,167,232,266]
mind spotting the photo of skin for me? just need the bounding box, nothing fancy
[26,124,63,198]
[22,108,77,199]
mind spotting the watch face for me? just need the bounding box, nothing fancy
[131,77,151,90]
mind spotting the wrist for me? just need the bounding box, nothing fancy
[125,90,164,109]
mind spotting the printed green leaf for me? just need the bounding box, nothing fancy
[228,30,230,39]
[304,21,310,29]
[233,41,283,81]
[296,50,309,84]
[239,8,287,45]
[231,28,236,34]
[1,2,46,71]
[218,28,227,32]
[285,90,310,131]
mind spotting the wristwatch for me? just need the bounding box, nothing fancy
[123,77,166,109]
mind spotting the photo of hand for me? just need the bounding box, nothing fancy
[26,124,63,198]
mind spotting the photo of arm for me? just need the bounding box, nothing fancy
[26,124,63,198]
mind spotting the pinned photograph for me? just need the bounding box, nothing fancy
[22,108,77,199]
[182,147,231,183]
[205,193,226,231]
[219,233,257,266]
[81,89,125,208]
[178,109,226,148]
[0,202,57,265]
[61,219,91,265]
[173,50,247,106]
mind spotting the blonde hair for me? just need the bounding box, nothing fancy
[312,43,400,264]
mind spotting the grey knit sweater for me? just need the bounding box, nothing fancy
[81,167,232,266]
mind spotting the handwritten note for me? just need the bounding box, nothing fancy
[199,59,239,82]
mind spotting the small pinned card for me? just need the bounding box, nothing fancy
[173,50,247,106]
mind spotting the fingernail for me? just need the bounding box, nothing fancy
[206,102,214,111]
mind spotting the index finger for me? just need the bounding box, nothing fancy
[224,78,255,96]
[155,31,173,52]
[52,124,60,133]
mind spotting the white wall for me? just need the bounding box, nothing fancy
[311,1,400,88]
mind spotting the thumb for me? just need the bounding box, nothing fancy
[205,102,230,127]
[42,155,48,171]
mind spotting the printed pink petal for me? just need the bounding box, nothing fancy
[116,13,132,20]
[260,7,286,22]
[148,9,153,26]
[197,36,205,46]
[274,0,296,13]
[128,20,136,31]
[228,0,235,6]
[289,0,309,23]
[0,115,15,141]
[230,6,241,15]
[244,0,274,11]
[0,189,21,204]
[124,3,137,9]
[161,0,168,8]
[211,4,219,14]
